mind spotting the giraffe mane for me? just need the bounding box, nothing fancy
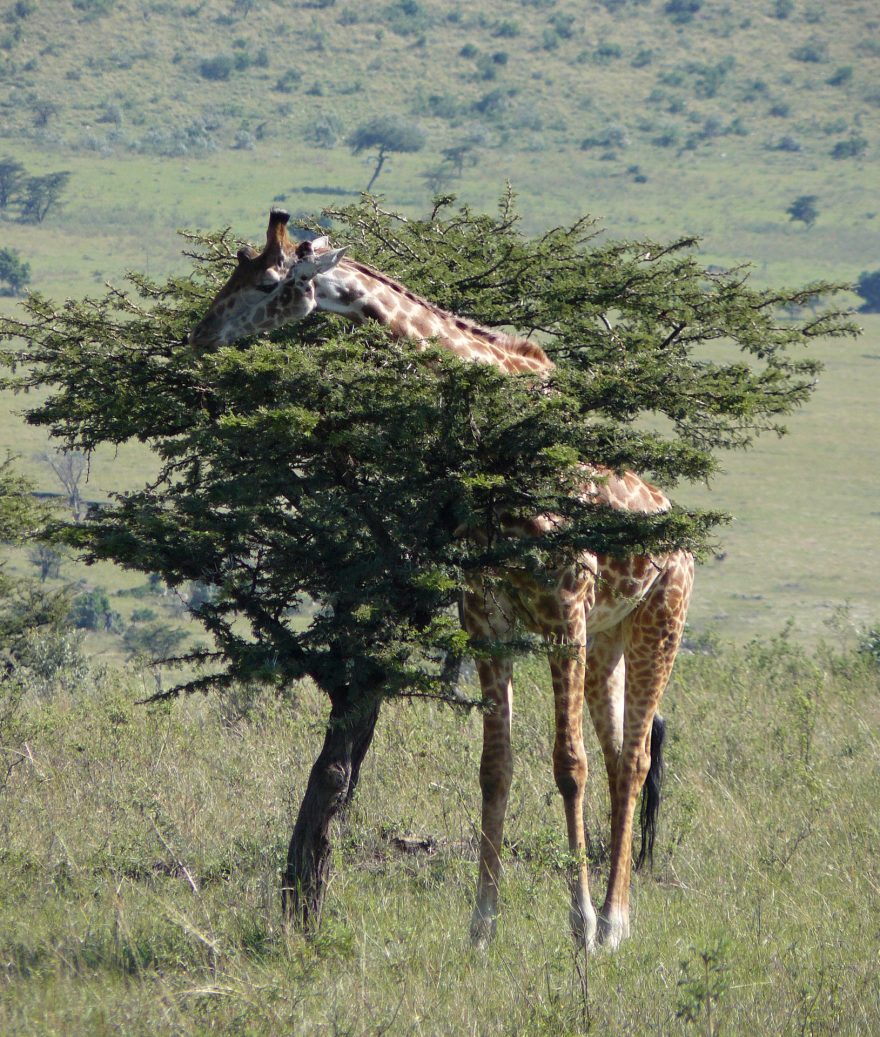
[339,258,553,369]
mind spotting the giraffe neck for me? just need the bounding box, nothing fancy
[313,259,552,375]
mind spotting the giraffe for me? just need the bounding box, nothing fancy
[190,209,695,951]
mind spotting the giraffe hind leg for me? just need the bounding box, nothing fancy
[546,603,597,949]
[597,552,694,950]
[463,590,515,948]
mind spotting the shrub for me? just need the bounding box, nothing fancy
[548,12,575,37]
[772,0,793,17]
[858,627,880,667]
[664,0,702,24]
[786,194,818,226]
[493,19,520,37]
[831,135,867,159]
[769,101,791,117]
[69,588,121,632]
[72,0,116,15]
[199,55,234,81]
[790,40,827,63]
[307,113,343,148]
[382,0,432,35]
[769,134,802,152]
[855,269,880,313]
[631,48,653,67]
[827,66,853,86]
[274,68,302,93]
[595,42,623,63]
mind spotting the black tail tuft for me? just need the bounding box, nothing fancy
[635,713,666,872]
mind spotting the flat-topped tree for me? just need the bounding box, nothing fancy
[348,116,426,193]
[0,192,857,942]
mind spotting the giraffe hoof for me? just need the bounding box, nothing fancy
[570,902,598,952]
[596,910,629,952]
[469,908,497,950]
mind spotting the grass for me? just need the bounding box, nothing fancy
[1,634,878,1034]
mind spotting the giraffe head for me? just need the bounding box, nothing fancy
[189,210,346,348]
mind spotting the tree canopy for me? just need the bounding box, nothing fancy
[0,191,856,705]
[348,116,426,192]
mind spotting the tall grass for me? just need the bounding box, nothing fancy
[1,632,877,1034]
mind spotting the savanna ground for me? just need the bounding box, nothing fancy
[1,632,878,1035]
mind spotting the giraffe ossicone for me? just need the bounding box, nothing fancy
[191,210,695,952]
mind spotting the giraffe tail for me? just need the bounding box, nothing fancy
[635,713,666,872]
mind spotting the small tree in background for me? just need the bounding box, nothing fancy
[0,191,857,928]
[348,116,426,192]
[0,248,31,296]
[38,449,87,520]
[29,543,62,582]
[855,269,880,313]
[786,194,819,228]
[18,172,70,224]
[0,157,26,210]
[0,459,71,670]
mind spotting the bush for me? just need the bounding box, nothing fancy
[855,269,880,313]
[827,65,853,87]
[69,588,121,632]
[790,40,827,63]
[594,42,623,63]
[772,0,793,17]
[786,194,818,227]
[831,135,867,160]
[199,55,234,81]
[769,134,802,152]
[858,627,880,667]
[664,0,702,24]
[306,113,343,148]
[274,68,302,93]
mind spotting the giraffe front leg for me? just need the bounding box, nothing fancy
[470,657,514,948]
[548,612,597,950]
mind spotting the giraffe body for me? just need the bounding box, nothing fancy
[190,211,695,950]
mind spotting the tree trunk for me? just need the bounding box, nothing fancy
[282,684,381,930]
[365,148,387,193]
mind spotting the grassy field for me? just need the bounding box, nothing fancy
[1,636,878,1034]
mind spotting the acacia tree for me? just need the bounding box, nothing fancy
[786,194,819,228]
[0,157,26,211]
[348,116,426,192]
[0,192,856,927]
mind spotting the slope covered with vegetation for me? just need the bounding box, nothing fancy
[0,0,877,289]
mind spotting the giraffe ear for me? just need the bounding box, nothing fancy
[292,246,348,280]
[312,246,347,272]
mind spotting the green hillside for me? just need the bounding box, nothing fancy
[0,0,877,290]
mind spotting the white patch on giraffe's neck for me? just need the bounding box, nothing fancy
[312,269,364,314]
